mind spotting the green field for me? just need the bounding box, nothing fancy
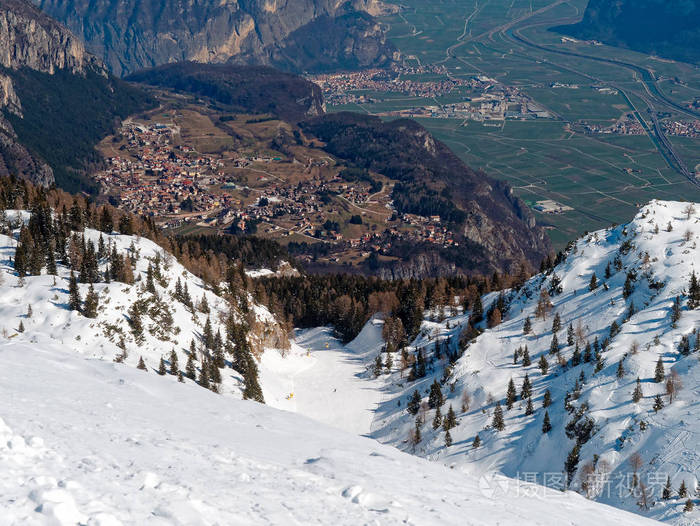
[340,0,700,249]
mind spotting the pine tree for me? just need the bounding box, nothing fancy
[385,351,393,371]
[413,417,422,447]
[543,389,552,408]
[198,359,210,389]
[432,405,442,430]
[472,433,481,448]
[679,480,688,498]
[68,271,81,312]
[589,273,598,291]
[209,359,221,384]
[549,333,559,355]
[616,360,625,379]
[654,357,665,383]
[17,320,24,333]
[662,476,672,500]
[552,313,561,333]
[632,377,643,403]
[522,345,531,366]
[443,405,457,431]
[521,374,532,400]
[444,429,453,447]
[542,411,552,433]
[670,296,682,327]
[572,343,581,366]
[567,323,575,346]
[407,389,421,415]
[583,343,592,363]
[565,443,581,486]
[428,380,444,409]
[373,354,383,376]
[513,348,519,365]
[688,271,700,309]
[158,356,167,375]
[653,394,664,413]
[185,354,196,380]
[525,396,534,416]
[683,499,694,513]
[604,261,612,279]
[83,284,99,318]
[492,402,505,431]
[169,350,179,375]
[506,378,517,410]
[203,317,214,349]
[523,316,532,334]
[137,356,147,371]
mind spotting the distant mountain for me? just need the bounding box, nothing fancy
[127,62,324,123]
[33,0,397,77]
[560,0,700,64]
[302,112,551,275]
[0,0,153,192]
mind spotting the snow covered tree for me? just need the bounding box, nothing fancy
[83,284,99,318]
[654,357,665,383]
[679,480,688,498]
[589,273,598,291]
[567,323,575,346]
[549,333,559,355]
[662,476,672,500]
[407,390,421,415]
[542,411,552,433]
[443,405,457,431]
[185,354,196,380]
[552,313,561,333]
[521,346,531,366]
[158,356,167,376]
[444,429,453,447]
[506,378,517,410]
[472,434,481,448]
[373,354,383,377]
[688,272,700,309]
[492,402,505,431]
[68,271,81,312]
[520,374,532,400]
[137,356,147,371]
[632,377,643,403]
[523,316,531,334]
[428,380,444,409]
[543,389,552,408]
[432,406,442,430]
[653,394,665,413]
[525,396,534,416]
[169,350,179,376]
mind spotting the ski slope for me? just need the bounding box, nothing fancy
[0,342,663,526]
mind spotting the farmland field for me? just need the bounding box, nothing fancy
[328,0,700,248]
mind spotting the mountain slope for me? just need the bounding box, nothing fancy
[0,341,664,525]
[364,200,700,523]
[560,0,700,64]
[33,0,396,76]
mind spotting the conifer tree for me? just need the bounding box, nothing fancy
[616,360,625,379]
[604,261,612,279]
[506,378,517,410]
[18,320,24,333]
[198,359,210,389]
[670,296,682,327]
[432,406,442,430]
[572,344,581,367]
[385,351,393,371]
[444,429,453,447]
[373,354,383,377]
[513,347,519,365]
[679,480,688,498]
[549,333,559,355]
[443,405,457,431]
[687,271,700,309]
[472,433,481,448]
[492,402,505,431]
[583,343,592,363]
[521,374,532,400]
[542,411,552,433]
[185,353,196,380]
[565,443,581,486]
[683,500,694,513]
[137,356,147,370]
[158,356,167,375]
[662,476,672,500]
[654,357,665,383]
[632,377,643,403]
[413,417,422,447]
[538,354,549,376]
[589,273,598,291]
[68,271,81,312]
[428,380,444,409]
[567,323,575,346]
[46,250,57,276]
[209,359,221,384]
[522,345,531,366]
[552,313,561,333]
[407,389,421,415]
[203,317,214,349]
[169,350,179,376]
[178,371,184,383]
[83,284,99,318]
[523,316,531,334]
[525,396,534,416]
[543,389,552,408]
[653,394,664,413]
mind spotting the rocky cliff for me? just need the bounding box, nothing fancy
[0,0,153,190]
[33,0,396,76]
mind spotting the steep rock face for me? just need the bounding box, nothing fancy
[561,0,700,64]
[34,0,395,76]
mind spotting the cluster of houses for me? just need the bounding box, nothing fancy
[663,120,700,138]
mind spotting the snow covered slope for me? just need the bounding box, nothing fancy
[368,200,700,524]
[0,342,663,525]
